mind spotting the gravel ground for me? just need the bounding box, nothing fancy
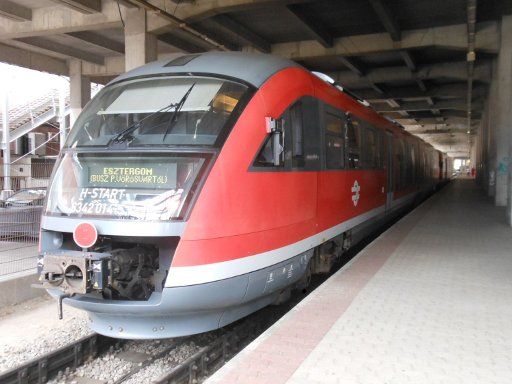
[45,338,206,384]
[48,349,133,384]
[0,295,226,384]
[0,301,283,384]
[123,342,201,384]
[124,338,177,356]
[77,353,133,382]
[0,297,91,372]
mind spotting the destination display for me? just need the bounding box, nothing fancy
[86,161,177,189]
[61,159,180,217]
[46,154,204,220]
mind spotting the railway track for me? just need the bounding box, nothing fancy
[153,321,261,384]
[0,261,377,384]
[0,313,263,384]
[0,333,117,384]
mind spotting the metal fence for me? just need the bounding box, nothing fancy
[0,242,39,276]
[0,159,55,276]
[0,202,42,276]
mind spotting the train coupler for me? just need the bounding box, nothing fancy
[38,251,110,295]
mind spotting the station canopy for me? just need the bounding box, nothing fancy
[0,0,510,158]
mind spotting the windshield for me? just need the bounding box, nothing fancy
[45,152,207,221]
[66,76,249,148]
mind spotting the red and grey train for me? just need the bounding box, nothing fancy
[38,52,450,339]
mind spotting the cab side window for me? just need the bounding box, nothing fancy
[289,101,305,168]
[252,97,320,171]
[254,134,283,168]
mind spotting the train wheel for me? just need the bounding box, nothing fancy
[295,259,313,292]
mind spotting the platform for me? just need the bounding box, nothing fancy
[207,179,512,384]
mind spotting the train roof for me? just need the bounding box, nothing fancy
[108,52,443,155]
[109,52,301,88]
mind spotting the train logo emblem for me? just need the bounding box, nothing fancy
[351,180,360,206]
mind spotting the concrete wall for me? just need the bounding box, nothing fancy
[476,15,512,225]
[0,271,47,308]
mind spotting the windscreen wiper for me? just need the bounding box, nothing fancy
[107,87,192,146]
[162,83,196,142]
[107,101,177,146]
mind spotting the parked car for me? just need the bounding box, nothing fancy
[0,188,47,208]
[0,188,46,240]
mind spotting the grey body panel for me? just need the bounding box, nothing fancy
[40,215,186,237]
[50,250,312,339]
[109,52,301,88]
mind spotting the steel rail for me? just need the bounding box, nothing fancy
[0,333,118,384]
[154,321,262,384]
[112,341,182,384]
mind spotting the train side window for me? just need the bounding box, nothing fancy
[378,131,385,168]
[325,112,344,169]
[418,145,424,183]
[362,126,378,169]
[287,97,321,170]
[302,98,321,170]
[405,142,413,185]
[394,138,406,190]
[393,138,399,189]
[410,144,416,184]
[401,141,408,188]
[347,119,361,168]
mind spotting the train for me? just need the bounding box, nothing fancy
[37,52,451,339]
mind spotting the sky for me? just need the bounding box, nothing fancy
[0,62,69,108]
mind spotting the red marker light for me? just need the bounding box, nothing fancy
[73,222,98,249]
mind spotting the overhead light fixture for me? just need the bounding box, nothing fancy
[312,71,335,84]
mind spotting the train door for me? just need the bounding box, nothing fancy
[386,131,394,210]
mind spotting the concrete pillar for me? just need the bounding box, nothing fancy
[491,15,512,225]
[13,139,22,155]
[470,139,477,173]
[59,86,67,149]
[508,55,512,225]
[28,132,36,155]
[476,98,491,187]
[494,16,512,206]
[124,8,157,72]
[69,59,91,127]
[1,91,12,196]
[483,98,491,187]
[485,60,500,197]
[475,110,482,184]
